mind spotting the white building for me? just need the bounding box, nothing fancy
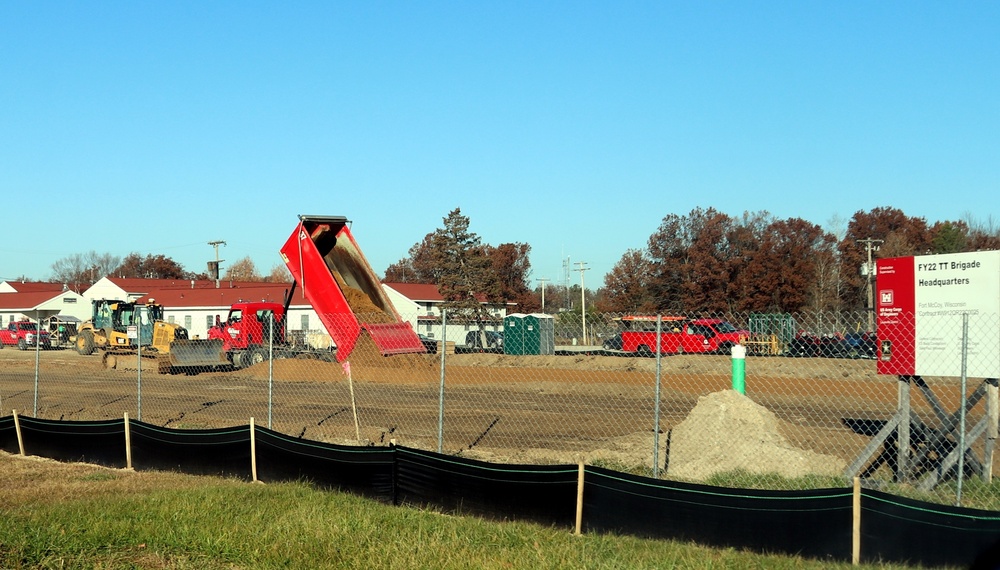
[0,281,90,326]
[382,282,509,345]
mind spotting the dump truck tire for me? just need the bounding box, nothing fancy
[247,348,266,367]
[77,331,95,355]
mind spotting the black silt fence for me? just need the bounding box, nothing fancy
[3,412,1000,568]
[583,465,854,562]
[395,446,579,526]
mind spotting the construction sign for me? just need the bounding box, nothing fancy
[876,250,1000,377]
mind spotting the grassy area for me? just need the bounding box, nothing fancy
[0,452,926,569]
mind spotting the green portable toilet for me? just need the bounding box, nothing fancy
[503,313,555,355]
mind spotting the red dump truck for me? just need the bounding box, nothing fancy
[278,215,425,362]
[159,215,425,372]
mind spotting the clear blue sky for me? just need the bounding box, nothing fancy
[2,2,997,288]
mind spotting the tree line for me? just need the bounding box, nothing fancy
[34,206,1000,320]
[599,206,1000,316]
[385,206,1000,320]
[47,252,290,292]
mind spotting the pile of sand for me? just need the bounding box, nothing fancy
[668,390,845,481]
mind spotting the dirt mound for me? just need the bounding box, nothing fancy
[668,390,845,481]
[241,331,438,383]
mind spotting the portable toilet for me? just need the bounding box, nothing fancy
[504,313,554,355]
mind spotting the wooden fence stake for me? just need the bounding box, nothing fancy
[250,417,258,483]
[124,412,133,470]
[13,409,24,457]
[575,461,585,536]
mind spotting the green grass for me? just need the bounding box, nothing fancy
[0,454,931,569]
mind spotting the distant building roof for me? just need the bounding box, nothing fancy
[0,281,88,294]
[0,291,71,311]
[105,277,278,293]
[384,282,443,302]
[135,283,301,309]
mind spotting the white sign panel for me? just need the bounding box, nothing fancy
[917,252,1000,377]
[879,250,1000,377]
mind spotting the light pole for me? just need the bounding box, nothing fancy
[574,262,590,345]
[536,277,549,313]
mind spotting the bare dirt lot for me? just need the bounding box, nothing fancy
[0,339,972,480]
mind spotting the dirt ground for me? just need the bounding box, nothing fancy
[0,338,980,481]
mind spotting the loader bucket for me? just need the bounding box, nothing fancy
[168,339,230,368]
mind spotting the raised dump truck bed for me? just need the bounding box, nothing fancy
[279,215,425,361]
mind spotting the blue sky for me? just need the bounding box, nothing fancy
[2,2,997,288]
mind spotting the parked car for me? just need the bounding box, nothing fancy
[465,330,503,352]
[843,332,878,359]
[786,331,876,359]
[417,334,438,354]
[602,333,623,350]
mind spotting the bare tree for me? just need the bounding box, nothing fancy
[50,251,122,289]
[266,264,291,283]
[223,256,263,282]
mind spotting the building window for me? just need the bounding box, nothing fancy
[168,316,175,324]
[184,315,192,330]
[300,314,309,331]
[424,322,432,333]
[206,315,214,330]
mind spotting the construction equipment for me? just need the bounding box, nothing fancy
[74,299,229,371]
[76,299,153,355]
[201,295,334,370]
[279,215,425,361]
[106,215,423,373]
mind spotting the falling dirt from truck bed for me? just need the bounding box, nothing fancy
[332,274,394,324]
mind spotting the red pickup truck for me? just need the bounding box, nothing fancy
[0,320,52,350]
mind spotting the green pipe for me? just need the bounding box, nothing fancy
[731,344,746,394]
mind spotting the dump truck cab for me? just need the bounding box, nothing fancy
[207,301,286,353]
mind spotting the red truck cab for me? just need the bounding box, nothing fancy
[619,316,748,356]
[0,320,52,350]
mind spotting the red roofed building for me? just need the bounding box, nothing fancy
[0,285,90,333]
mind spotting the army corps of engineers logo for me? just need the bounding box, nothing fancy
[879,290,893,306]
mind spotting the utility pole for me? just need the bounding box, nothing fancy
[574,262,590,345]
[208,240,226,283]
[858,237,883,332]
[536,277,550,313]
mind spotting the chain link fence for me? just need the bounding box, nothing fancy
[2,309,998,509]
